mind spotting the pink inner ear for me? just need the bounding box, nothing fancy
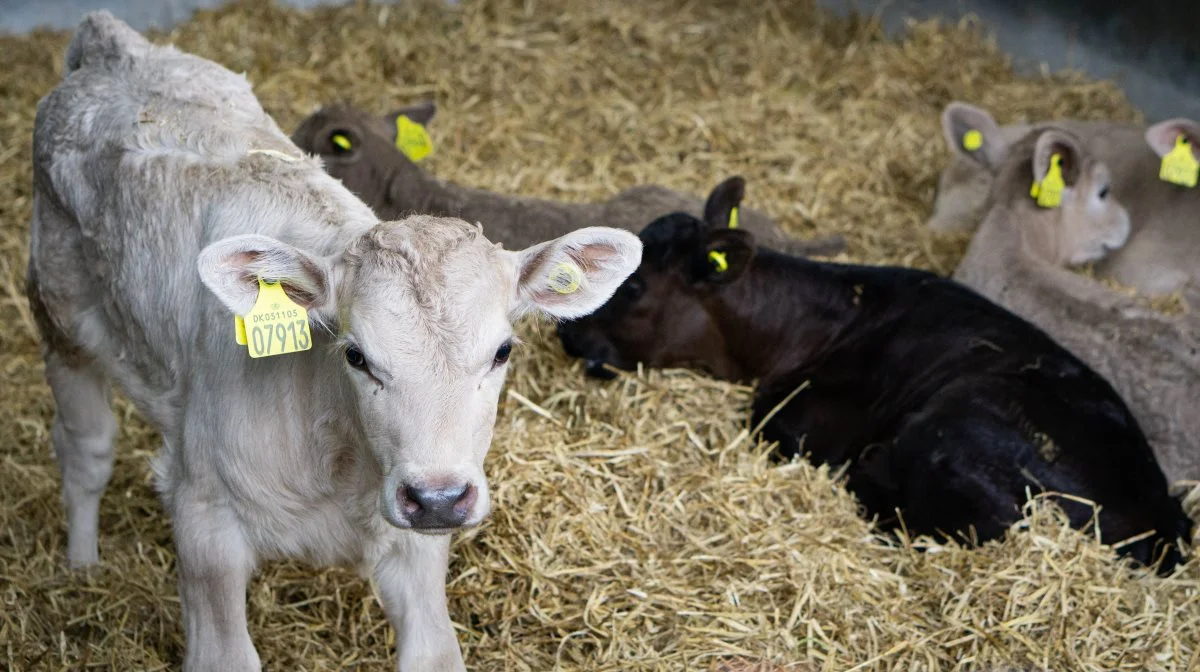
[568,244,617,273]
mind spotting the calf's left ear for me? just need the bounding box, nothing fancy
[509,227,643,320]
[703,176,746,230]
[1145,118,1200,158]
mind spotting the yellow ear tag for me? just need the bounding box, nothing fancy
[242,279,312,359]
[962,129,983,151]
[1159,134,1198,188]
[1030,153,1064,208]
[708,250,728,272]
[332,134,352,151]
[234,315,247,345]
[395,115,433,162]
[548,262,582,294]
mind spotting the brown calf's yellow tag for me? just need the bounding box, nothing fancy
[1159,134,1198,188]
[962,129,983,151]
[395,115,433,162]
[548,262,583,294]
[241,279,312,359]
[1030,153,1064,208]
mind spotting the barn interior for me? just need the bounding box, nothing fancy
[0,0,1197,669]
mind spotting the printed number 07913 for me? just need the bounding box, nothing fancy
[249,319,311,357]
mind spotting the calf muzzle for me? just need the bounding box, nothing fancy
[398,481,477,530]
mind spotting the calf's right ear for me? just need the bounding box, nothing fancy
[694,229,755,285]
[384,100,438,130]
[508,227,643,320]
[198,234,335,317]
[941,102,1007,171]
[1032,128,1085,188]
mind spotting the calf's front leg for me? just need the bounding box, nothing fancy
[374,533,466,672]
[172,495,261,672]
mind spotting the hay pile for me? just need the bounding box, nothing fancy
[1,1,1196,670]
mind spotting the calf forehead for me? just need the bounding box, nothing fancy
[346,217,513,354]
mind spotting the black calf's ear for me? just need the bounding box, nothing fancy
[703,176,746,230]
[693,229,755,285]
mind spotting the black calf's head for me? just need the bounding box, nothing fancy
[557,177,756,379]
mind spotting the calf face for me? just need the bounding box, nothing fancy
[557,178,754,380]
[291,102,436,206]
[996,128,1131,266]
[201,217,641,531]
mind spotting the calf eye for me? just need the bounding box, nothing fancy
[345,346,367,369]
[1098,185,1110,199]
[494,341,513,366]
[620,274,645,301]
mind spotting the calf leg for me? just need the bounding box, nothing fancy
[172,496,260,672]
[44,351,118,567]
[374,534,465,672]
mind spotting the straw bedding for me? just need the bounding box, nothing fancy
[1,0,1197,670]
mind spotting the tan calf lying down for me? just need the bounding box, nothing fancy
[932,102,1200,305]
[953,125,1200,483]
[291,103,846,257]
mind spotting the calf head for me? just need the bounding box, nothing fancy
[557,177,755,380]
[199,217,641,532]
[996,127,1131,266]
[291,101,437,209]
[929,102,1016,233]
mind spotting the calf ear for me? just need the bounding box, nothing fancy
[1145,118,1200,158]
[942,102,1007,171]
[702,176,745,230]
[509,227,643,320]
[1032,128,1084,187]
[694,229,755,285]
[198,234,334,317]
[385,100,438,130]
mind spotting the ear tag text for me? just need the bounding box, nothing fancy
[1030,153,1064,208]
[962,129,983,151]
[728,206,739,229]
[549,262,583,294]
[1159,134,1198,188]
[396,115,433,162]
[708,250,729,273]
[240,278,312,359]
[332,133,352,151]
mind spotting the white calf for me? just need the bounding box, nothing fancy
[28,12,641,671]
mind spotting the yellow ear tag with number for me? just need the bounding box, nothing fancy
[1159,134,1198,188]
[728,207,739,229]
[241,279,312,359]
[395,115,433,162]
[549,262,582,294]
[708,250,728,272]
[962,129,983,151]
[1030,153,1064,208]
